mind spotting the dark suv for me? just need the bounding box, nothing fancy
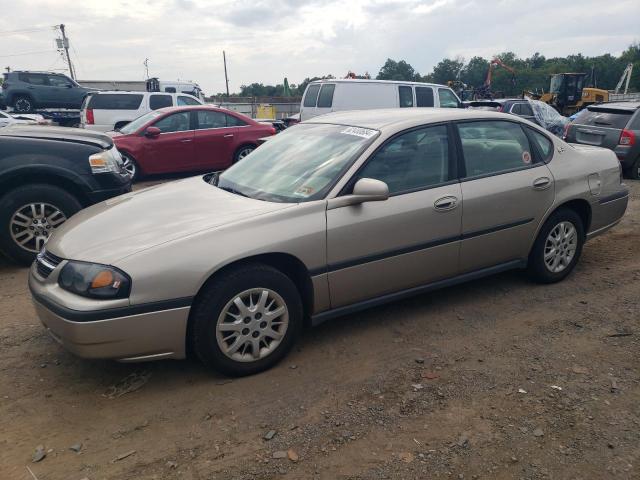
[0,126,131,264]
[564,102,640,179]
[1,71,93,113]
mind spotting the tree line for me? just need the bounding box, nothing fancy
[221,43,639,98]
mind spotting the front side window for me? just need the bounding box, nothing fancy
[153,111,191,133]
[303,84,321,107]
[354,125,449,194]
[196,110,226,129]
[48,75,72,87]
[416,87,434,107]
[458,121,532,177]
[119,110,162,134]
[177,95,200,106]
[149,94,173,110]
[217,123,378,202]
[317,84,335,108]
[399,86,413,108]
[438,88,460,108]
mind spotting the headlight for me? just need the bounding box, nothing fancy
[88,146,123,174]
[58,261,131,299]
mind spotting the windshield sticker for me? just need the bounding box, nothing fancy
[293,186,315,197]
[522,151,532,164]
[340,127,377,139]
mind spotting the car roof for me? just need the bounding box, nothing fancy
[589,102,640,112]
[309,79,450,88]
[305,108,524,130]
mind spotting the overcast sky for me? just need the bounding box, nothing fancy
[2,0,638,94]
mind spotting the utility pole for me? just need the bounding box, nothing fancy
[59,24,75,80]
[143,58,149,79]
[223,51,229,97]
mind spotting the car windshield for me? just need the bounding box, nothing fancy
[119,111,163,134]
[549,75,564,94]
[216,123,379,202]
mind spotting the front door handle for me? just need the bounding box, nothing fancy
[223,134,234,138]
[180,139,193,143]
[434,196,458,211]
[533,177,551,190]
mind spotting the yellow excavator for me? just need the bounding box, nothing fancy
[528,73,608,116]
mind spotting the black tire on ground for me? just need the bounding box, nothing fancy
[121,152,140,181]
[12,95,34,113]
[190,264,303,377]
[233,145,255,163]
[629,157,640,180]
[527,208,585,284]
[0,185,82,265]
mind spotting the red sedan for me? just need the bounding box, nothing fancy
[111,106,276,179]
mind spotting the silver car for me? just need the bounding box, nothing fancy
[29,109,629,376]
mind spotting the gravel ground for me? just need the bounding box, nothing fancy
[1,178,638,480]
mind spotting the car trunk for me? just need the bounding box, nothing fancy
[569,107,632,149]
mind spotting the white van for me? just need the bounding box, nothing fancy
[299,79,462,121]
[81,91,203,132]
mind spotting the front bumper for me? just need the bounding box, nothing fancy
[29,264,190,362]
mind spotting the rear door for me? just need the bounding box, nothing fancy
[193,109,238,170]
[143,110,195,174]
[326,124,462,307]
[456,120,555,272]
[568,107,633,149]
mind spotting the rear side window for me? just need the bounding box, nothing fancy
[150,94,173,110]
[196,110,227,129]
[88,94,143,110]
[18,73,47,85]
[226,114,247,126]
[177,95,200,106]
[317,84,335,108]
[438,88,460,108]
[576,109,632,129]
[399,86,413,108]
[527,128,553,161]
[303,84,321,107]
[458,121,532,177]
[416,87,434,107]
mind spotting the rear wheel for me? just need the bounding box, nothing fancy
[527,208,585,284]
[0,185,82,265]
[629,157,640,180]
[13,95,34,113]
[190,264,303,376]
[233,145,255,163]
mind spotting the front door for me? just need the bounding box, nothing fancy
[143,111,195,174]
[326,124,462,308]
[193,109,238,170]
[455,120,555,272]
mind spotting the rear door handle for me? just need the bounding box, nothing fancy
[434,196,458,211]
[224,134,234,138]
[533,177,551,190]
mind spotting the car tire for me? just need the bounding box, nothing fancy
[527,208,585,284]
[629,157,640,180]
[12,95,34,113]
[0,184,82,265]
[121,153,140,181]
[233,145,255,163]
[190,264,303,377]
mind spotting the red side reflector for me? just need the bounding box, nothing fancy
[619,129,635,146]
[86,109,94,125]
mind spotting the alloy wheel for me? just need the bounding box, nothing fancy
[122,154,137,178]
[10,203,67,253]
[544,221,577,273]
[14,98,32,113]
[216,288,289,363]
[237,147,254,161]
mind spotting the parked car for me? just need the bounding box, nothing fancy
[255,118,287,133]
[110,105,276,179]
[564,102,640,179]
[0,126,131,264]
[467,98,538,123]
[0,111,52,127]
[282,113,300,127]
[29,109,628,376]
[299,79,462,121]
[1,71,94,113]
[81,91,203,133]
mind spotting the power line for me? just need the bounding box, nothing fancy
[0,50,57,58]
[0,26,56,37]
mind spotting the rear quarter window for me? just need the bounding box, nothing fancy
[88,94,144,110]
[576,109,632,129]
[317,84,335,108]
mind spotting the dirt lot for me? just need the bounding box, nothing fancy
[1,179,638,480]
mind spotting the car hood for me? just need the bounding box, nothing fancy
[46,176,295,264]
[0,125,113,149]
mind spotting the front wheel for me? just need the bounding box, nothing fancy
[121,153,139,181]
[190,264,303,376]
[527,208,585,284]
[0,185,82,265]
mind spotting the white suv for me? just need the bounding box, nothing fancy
[81,91,203,132]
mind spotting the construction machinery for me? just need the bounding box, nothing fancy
[472,58,516,100]
[530,73,609,116]
[609,63,640,102]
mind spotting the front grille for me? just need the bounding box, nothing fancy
[35,249,63,279]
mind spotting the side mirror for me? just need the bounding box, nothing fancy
[145,126,161,138]
[327,178,389,210]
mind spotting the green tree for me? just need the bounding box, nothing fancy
[376,59,421,81]
[430,58,464,84]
